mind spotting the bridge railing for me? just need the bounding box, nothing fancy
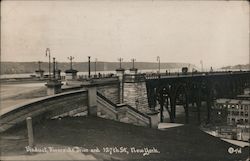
[118,104,151,126]
[97,92,117,107]
[123,74,146,83]
[77,73,118,81]
[145,70,250,79]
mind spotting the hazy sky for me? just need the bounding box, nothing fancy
[1,0,249,68]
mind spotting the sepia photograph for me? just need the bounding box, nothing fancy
[0,0,250,161]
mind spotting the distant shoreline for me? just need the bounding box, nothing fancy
[1,61,195,75]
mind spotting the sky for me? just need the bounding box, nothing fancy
[1,0,249,68]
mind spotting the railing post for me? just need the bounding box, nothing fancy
[26,117,34,147]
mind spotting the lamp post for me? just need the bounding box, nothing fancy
[95,58,97,75]
[118,58,123,69]
[131,58,136,69]
[88,56,91,78]
[200,60,204,72]
[53,57,56,79]
[38,61,42,71]
[157,56,160,74]
[67,56,74,70]
[249,51,250,71]
[45,48,51,78]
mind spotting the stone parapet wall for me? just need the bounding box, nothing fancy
[0,90,88,132]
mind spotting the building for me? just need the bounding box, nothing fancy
[237,88,250,100]
[244,88,250,95]
[214,99,250,125]
[213,99,250,141]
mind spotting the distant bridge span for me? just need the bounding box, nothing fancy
[145,71,250,124]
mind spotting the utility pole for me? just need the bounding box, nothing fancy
[45,48,51,78]
[67,56,74,70]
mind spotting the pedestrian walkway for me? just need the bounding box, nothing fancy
[158,123,183,130]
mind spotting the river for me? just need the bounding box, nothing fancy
[0,68,182,79]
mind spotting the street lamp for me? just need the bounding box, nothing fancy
[53,57,56,79]
[67,56,74,70]
[118,58,123,69]
[88,56,91,78]
[95,58,97,75]
[157,56,160,74]
[38,61,42,71]
[200,60,204,72]
[131,58,136,69]
[45,48,51,78]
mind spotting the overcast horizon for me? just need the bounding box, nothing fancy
[1,0,249,69]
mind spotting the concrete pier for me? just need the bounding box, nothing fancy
[45,79,63,95]
[65,69,78,84]
[35,69,44,78]
[55,69,61,80]
[35,61,44,78]
[45,57,63,95]
[82,81,98,116]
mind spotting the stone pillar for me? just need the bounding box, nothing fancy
[123,79,149,113]
[65,69,78,85]
[35,70,44,78]
[45,58,63,95]
[35,61,44,78]
[45,80,63,95]
[147,111,160,128]
[129,68,138,75]
[82,82,98,116]
[116,68,125,103]
[55,69,61,80]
